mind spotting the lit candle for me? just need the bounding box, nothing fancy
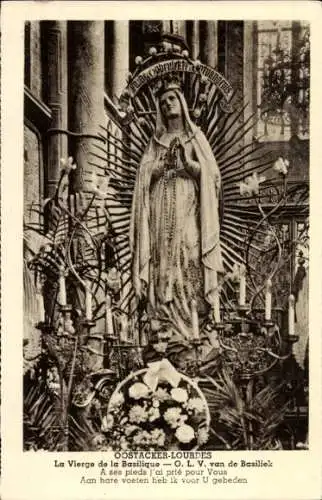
[265,279,272,321]
[85,282,92,320]
[213,287,221,323]
[191,299,199,340]
[239,264,246,306]
[58,268,67,306]
[288,294,295,336]
[105,293,114,336]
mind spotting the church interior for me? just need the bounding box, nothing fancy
[23,20,309,452]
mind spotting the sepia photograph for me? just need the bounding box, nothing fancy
[21,18,310,454]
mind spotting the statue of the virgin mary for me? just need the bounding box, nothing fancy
[130,76,224,340]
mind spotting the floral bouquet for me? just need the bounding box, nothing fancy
[101,359,210,451]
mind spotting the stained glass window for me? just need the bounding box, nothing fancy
[255,21,310,142]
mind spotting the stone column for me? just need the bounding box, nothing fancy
[67,22,106,369]
[68,21,105,192]
[186,21,200,59]
[171,21,186,39]
[44,21,68,197]
[111,21,129,102]
[199,21,218,67]
[29,22,42,99]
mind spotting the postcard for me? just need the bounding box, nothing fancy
[1,1,322,499]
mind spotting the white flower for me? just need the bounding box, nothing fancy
[132,431,146,446]
[124,424,138,436]
[164,407,182,427]
[150,429,166,447]
[109,391,124,409]
[91,433,106,448]
[148,407,160,422]
[186,397,205,413]
[129,405,148,424]
[171,388,188,403]
[175,424,195,444]
[197,427,209,446]
[120,436,129,450]
[273,157,289,176]
[239,180,251,196]
[101,414,114,432]
[135,56,143,65]
[60,156,76,173]
[153,387,170,401]
[129,382,149,400]
[164,407,187,428]
[239,172,266,197]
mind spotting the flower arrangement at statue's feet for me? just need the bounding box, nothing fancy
[99,359,210,451]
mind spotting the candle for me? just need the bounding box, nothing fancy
[85,282,92,320]
[265,279,272,321]
[298,89,304,104]
[209,330,220,349]
[58,269,67,306]
[120,316,128,343]
[191,299,199,340]
[213,287,221,323]
[288,294,295,336]
[239,264,246,306]
[105,294,114,336]
[140,329,148,347]
[37,292,45,322]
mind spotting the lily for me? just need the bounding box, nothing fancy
[273,157,289,176]
[60,156,77,174]
[239,171,266,196]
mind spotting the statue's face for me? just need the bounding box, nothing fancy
[160,90,182,120]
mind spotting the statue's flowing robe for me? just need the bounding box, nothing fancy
[130,92,223,339]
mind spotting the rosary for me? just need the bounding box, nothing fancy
[162,138,183,272]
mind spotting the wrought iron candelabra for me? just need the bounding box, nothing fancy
[211,304,298,381]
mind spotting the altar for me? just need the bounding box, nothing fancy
[23,24,309,452]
